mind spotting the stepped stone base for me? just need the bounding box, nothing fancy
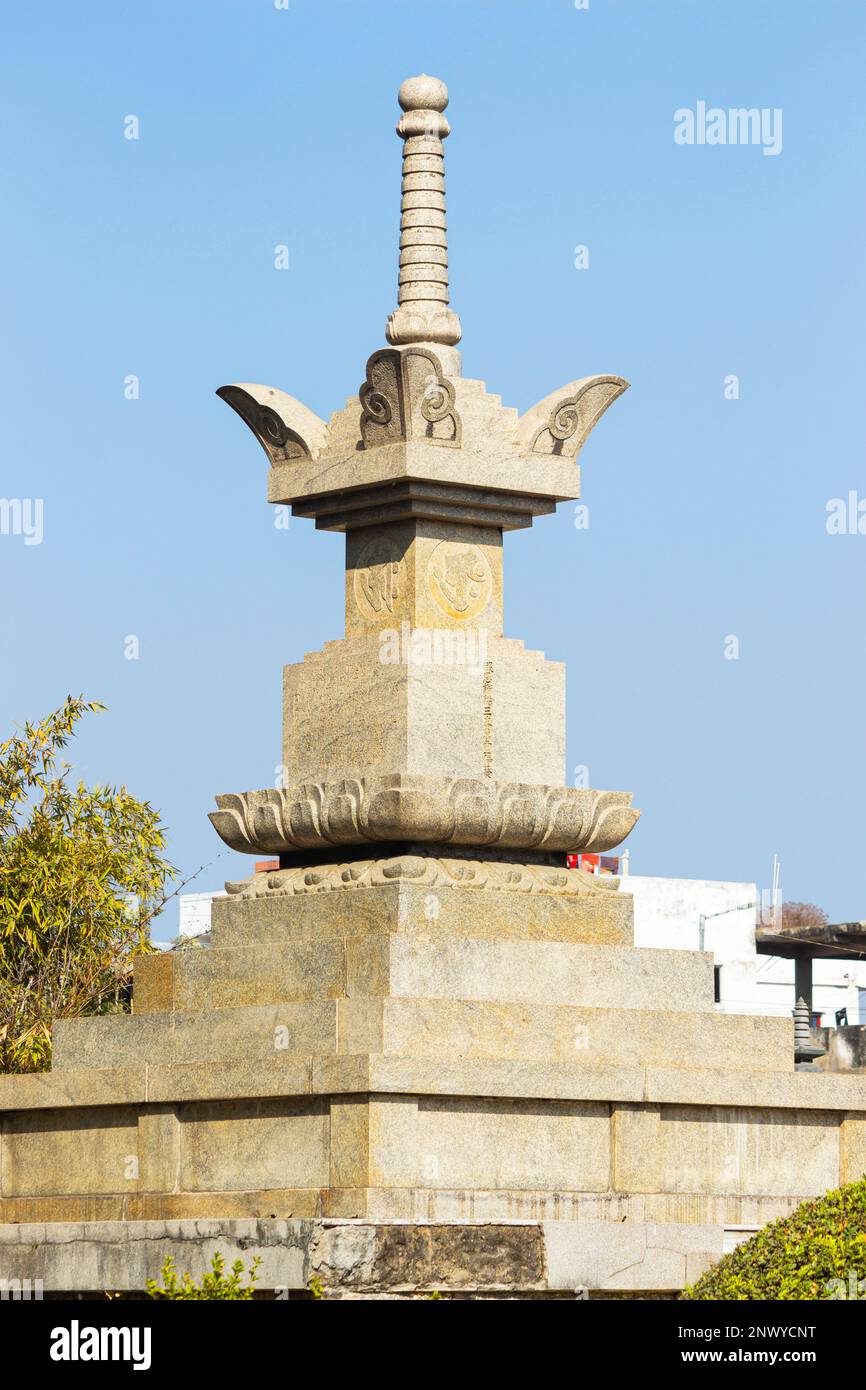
[2,875,865,1295]
[0,1216,728,1297]
[211,875,634,947]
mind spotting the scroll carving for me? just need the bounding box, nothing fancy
[359,348,461,448]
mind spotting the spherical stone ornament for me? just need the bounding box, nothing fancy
[398,74,448,113]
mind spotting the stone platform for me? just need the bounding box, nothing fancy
[2,881,865,1294]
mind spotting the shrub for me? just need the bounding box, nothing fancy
[683,1177,866,1299]
[147,1252,262,1300]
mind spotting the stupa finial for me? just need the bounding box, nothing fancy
[385,74,462,349]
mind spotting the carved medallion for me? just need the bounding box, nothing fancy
[426,541,492,620]
[353,536,404,619]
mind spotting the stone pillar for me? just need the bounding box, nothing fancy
[795,953,813,1014]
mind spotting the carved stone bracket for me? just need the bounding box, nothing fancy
[216,383,329,465]
[516,376,629,460]
[359,348,461,449]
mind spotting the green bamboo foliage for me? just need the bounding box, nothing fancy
[0,695,175,1072]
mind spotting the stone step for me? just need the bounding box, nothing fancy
[209,882,634,950]
[52,1003,338,1072]
[54,997,793,1074]
[365,1000,793,1074]
[135,936,715,1015]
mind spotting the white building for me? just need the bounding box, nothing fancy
[177,889,226,940]
[620,875,866,1025]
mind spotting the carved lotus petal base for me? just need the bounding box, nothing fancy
[209,774,640,857]
[224,853,623,900]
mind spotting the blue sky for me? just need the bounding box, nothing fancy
[1,0,864,934]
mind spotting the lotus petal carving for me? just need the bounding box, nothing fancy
[209,774,640,857]
[225,853,624,900]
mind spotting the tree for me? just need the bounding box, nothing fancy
[0,696,175,1072]
[683,1177,866,1299]
[780,901,829,932]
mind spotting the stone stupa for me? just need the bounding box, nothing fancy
[212,71,639,964]
[1,76,863,1299]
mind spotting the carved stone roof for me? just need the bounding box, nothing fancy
[216,76,629,534]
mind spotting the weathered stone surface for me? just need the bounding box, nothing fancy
[148,1056,315,1104]
[0,1215,730,1294]
[642,1064,861,1110]
[0,1190,323,1224]
[52,1003,338,1070]
[168,939,347,1011]
[51,996,791,1073]
[5,1053,866,1118]
[543,1218,723,1292]
[368,1094,610,1192]
[839,1112,866,1183]
[363,1055,645,1105]
[353,1186,812,1227]
[383,937,714,1012]
[158,935,712,1014]
[138,1106,180,1194]
[367,1000,792,1070]
[0,1185,815,1230]
[320,1220,546,1292]
[0,1066,147,1111]
[1,1107,139,1198]
[0,1219,308,1295]
[613,1103,839,1198]
[210,879,635,949]
[329,1097,371,1192]
[179,1098,329,1193]
[276,639,571,794]
[132,952,174,1014]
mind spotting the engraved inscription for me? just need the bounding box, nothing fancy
[483,660,494,777]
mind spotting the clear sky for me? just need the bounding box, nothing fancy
[1,0,864,936]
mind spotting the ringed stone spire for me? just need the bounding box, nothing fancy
[386,73,462,351]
